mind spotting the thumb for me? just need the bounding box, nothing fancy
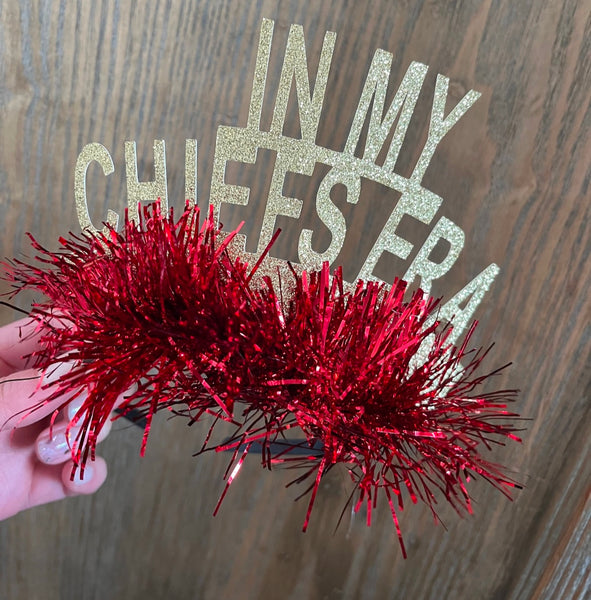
[0,362,75,429]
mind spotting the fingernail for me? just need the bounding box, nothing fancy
[125,382,139,396]
[36,424,80,465]
[42,361,75,385]
[72,465,93,485]
[117,382,139,406]
[67,391,88,421]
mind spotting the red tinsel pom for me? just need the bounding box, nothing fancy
[3,203,521,556]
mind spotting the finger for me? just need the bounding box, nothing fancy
[97,418,112,441]
[25,462,72,510]
[64,383,138,426]
[0,362,75,428]
[32,381,137,465]
[61,456,107,495]
[25,457,107,510]
[0,317,54,377]
[35,418,112,465]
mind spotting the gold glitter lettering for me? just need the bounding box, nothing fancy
[210,128,258,231]
[403,216,465,295]
[429,263,500,345]
[412,76,480,182]
[247,18,274,132]
[357,183,442,283]
[270,24,336,141]
[258,153,305,252]
[345,56,427,170]
[125,140,168,223]
[185,139,198,207]
[408,264,498,373]
[74,142,118,234]
[75,19,497,331]
[209,18,494,321]
[211,18,337,250]
[298,167,360,268]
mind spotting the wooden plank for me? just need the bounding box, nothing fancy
[0,1,589,598]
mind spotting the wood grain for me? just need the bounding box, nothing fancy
[0,1,589,599]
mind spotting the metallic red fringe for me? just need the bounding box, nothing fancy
[3,203,521,556]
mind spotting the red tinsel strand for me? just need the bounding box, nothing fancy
[2,202,522,552]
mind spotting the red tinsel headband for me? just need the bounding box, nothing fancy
[3,203,521,558]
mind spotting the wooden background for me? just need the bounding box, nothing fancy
[0,1,589,599]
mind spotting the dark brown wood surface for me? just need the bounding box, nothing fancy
[0,1,589,599]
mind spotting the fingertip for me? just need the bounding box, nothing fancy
[62,456,107,495]
[35,423,73,465]
[97,418,112,442]
[114,382,139,409]
[5,360,77,429]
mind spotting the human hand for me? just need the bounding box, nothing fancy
[0,317,110,521]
